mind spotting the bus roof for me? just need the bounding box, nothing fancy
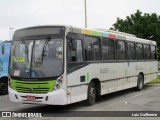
[69,26,156,45]
[13,25,156,45]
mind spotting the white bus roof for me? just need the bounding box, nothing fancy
[68,26,156,46]
[14,25,156,46]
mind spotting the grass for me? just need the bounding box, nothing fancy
[149,76,160,84]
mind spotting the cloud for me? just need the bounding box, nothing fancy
[0,0,160,39]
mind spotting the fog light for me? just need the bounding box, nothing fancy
[55,84,60,89]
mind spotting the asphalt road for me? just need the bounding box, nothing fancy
[0,83,160,120]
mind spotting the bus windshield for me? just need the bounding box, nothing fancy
[10,38,63,78]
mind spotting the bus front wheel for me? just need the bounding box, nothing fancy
[0,79,8,95]
[136,74,144,91]
[86,82,96,106]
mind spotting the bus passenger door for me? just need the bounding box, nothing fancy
[67,38,86,104]
[67,39,83,64]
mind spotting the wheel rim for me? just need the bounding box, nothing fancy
[89,86,96,104]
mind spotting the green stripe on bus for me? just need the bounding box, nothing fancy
[10,79,56,93]
[87,72,90,82]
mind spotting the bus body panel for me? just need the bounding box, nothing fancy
[9,87,67,105]
[0,41,11,94]
[9,25,158,105]
[0,41,11,77]
[67,61,157,104]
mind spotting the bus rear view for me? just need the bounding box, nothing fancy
[9,26,67,105]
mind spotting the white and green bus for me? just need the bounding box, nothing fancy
[9,25,158,105]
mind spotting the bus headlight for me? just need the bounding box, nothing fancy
[8,76,13,89]
[54,76,63,90]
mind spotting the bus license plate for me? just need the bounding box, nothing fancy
[26,96,35,101]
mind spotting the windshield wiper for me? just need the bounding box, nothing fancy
[41,37,50,63]
[25,45,29,63]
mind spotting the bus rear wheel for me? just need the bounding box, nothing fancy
[86,82,96,106]
[136,74,144,91]
[0,79,8,95]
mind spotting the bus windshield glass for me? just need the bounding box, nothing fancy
[10,38,63,78]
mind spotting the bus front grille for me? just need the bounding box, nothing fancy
[11,79,57,94]
[16,87,50,93]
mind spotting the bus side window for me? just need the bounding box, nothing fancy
[144,44,151,60]
[136,43,144,60]
[102,38,115,60]
[116,40,126,60]
[151,45,157,60]
[1,44,9,55]
[68,39,83,62]
[128,42,136,60]
[84,36,101,61]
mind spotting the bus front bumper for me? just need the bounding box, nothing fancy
[9,87,68,105]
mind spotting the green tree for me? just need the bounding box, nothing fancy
[110,10,160,60]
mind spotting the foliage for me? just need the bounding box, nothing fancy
[110,10,160,60]
[149,76,160,84]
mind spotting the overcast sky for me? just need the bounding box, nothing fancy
[0,0,160,40]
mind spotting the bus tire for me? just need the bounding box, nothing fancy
[136,74,144,91]
[0,78,8,95]
[85,81,96,106]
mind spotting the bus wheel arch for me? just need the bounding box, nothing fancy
[136,72,144,91]
[86,78,101,106]
[0,76,8,95]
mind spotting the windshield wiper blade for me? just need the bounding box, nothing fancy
[25,45,29,62]
[41,37,50,63]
